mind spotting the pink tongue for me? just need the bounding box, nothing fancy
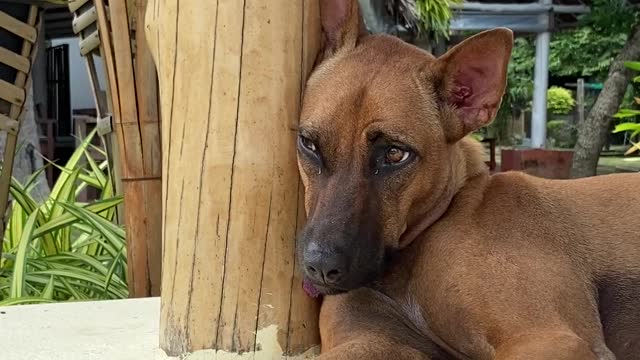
[302,278,321,298]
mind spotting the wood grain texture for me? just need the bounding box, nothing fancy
[0,9,37,43]
[0,78,25,106]
[0,46,30,73]
[68,0,90,13]
[146,0,321,357]
[95,0,162,297]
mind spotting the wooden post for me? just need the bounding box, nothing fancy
[146,0,321,357]
[94,0,162,297]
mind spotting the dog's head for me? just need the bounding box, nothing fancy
[297,0,513,295]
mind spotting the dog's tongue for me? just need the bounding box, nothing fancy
[302,278,321,298]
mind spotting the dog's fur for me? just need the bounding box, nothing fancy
[295,1,640,359]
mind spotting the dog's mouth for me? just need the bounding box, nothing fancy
[300,249,392,298]
[302,277,351,297]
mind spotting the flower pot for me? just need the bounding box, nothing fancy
[500,148,574,179]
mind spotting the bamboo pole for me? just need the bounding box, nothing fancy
[146,0,321,357]
[94,0,162,297]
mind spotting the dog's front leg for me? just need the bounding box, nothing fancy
[317,288,448,360]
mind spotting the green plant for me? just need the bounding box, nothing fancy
[0,130,126,305]
[413,0,462,41]
[549,28,629,80]
[613,61,640,155]
[388,0,463,42]
[547,87,576,115]
[489,37,534,145]
[549,0,638,81]
[547,120,578,149]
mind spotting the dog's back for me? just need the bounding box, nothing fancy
[477,171,640,358]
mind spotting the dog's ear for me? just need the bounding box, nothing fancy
[435,28,513,142]
[318,0,367,63]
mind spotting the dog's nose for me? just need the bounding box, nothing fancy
[303,250,348,285]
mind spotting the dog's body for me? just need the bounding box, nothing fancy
[296,1,640,359]
[318,143,640,359]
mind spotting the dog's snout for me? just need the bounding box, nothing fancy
[304,249,348,285]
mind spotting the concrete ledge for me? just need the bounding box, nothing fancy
[0,297,319,359]
[0,297,161,360]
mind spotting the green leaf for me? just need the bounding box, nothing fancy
[10,211,39,298]
[32,268,127,298]
[57,276,87,300]
[32,197,123,239]
[58,203,126,250]
[0,297,55,306]
[47,168,81,224]
[623,61,640,72]
[104,249,126,296]
[49,130,96,199]
[614,109,640,119]
[23,165,49,193]
[613,122,640,133]
[42,275,55,299]
[83,149,108,188]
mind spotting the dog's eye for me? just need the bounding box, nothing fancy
[298,135,318,154]
[385,147,410,164]
[299,135,317,153]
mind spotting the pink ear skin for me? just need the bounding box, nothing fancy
[436,28,514,141]
[318,0,368,62]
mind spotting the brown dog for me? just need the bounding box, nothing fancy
[296,1,640,359]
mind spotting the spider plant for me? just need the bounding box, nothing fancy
[0,130,127,305]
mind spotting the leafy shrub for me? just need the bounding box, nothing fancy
[547,87,576,115]
[0,130,126,305]
[547,120,577,149]
[613,61,640,155]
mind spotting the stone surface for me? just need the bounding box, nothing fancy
[0,297,319,359]
[0,297,160,360]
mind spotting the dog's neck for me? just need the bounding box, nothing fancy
[400,137,488,246]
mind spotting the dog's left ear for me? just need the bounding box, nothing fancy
[435,28,513,142]
[318,0,368,63]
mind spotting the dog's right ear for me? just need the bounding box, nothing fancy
[434,28,513,142]
[318,0,367,63]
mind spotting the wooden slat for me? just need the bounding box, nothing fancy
[79,30,100,56]
[0,78,25,106]
[68,0,90,13]
[0,6,39,263]
[108,0,143,177]
[94,0,122,123]
[0,10,37,43]
[73,6,97,34]
[93,0,125,228]
[0,46,30,73]
[0,113,19,134]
